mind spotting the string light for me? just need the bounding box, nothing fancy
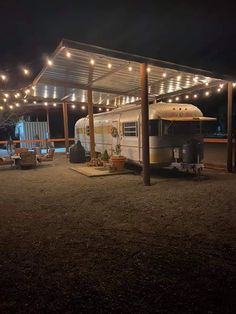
[177,75,181,81]
[185,95,189,99]
[98,107,102,111]
[217,88,221,92]
[128,66,132,71]
[205,82,209,86]
[1,74,6,81]
[44,102,48,106]
[33,101,37,104]
[71,104,75,109]
[162,73,167,78]
[175,97,179,101]
[66,51,71,58]
[3,98,7,102]
[0,106,3,110]
[4,93,9,98]
[53,103,57,107]
[25,89,30,94]
[9,105,13,110]
[32,86,36,90]
[168,99,172,103]
[205,91,210,96]
[23,68,29,75]
[194,94,198,98]
[147,67,151,72]
[219,83,224,88]
[108,63,112,69]
[233,82,236,87]
[47,59,53,66]
[193,76,198,82]
[81,105,86,110]
[106,108,110,111]
[23,99,27,103]
[15,103,20,107]
[90,59,95,65]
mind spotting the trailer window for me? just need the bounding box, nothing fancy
[149,119,159,136]
[123,122,138,136]
[163,121,200,135]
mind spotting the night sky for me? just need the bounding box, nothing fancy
[1,0,236,87]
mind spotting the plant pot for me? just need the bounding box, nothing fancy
[110,155,126,170]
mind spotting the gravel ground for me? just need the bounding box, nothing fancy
[0,156,235,313]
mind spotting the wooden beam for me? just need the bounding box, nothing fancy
[87,89,96,159]
[46,107,50,138]
[62,102,69,153]
[227,82,233,172]
[140,63,150,186]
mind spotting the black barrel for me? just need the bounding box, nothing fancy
[69,141,86,163]
[182,139,203,163]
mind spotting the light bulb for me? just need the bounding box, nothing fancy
[175,97,179,101]
[128,66,132,71]
[23,68,29,75]
[44,102,48,106]
[72,104,75,109]
[1,75,6,81]
[205,91,210,96]
[185,95,189,99]
[90,59,95,65]
[66,51,71,58]
[163,73,167,78]
[147,67,151,72]
[168,99,172,103]
[81,105,86,110]
[194,94,198,98]
[108,63,112,69]
[47,59,53,66]
[15,103,20,107]
[99,107,102,111]
[53,103,57,107]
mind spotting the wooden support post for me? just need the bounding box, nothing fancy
[87,89,96,159]
[46,107,50,138]
[227,82,233,172]
[62,102,69,153]
[140,63,150,186]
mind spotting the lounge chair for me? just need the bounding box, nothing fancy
[38,148,55,162]
[19,152,37,168]
[15,147,28,155]
[0,157,14,168]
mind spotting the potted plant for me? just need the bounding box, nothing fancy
[110,144,126,170]
[101,149,109,162]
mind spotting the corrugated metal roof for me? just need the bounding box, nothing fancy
[31,39,231,108]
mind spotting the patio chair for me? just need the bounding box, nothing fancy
[38,148,55,162]
[15,147,28,155]
[0,157,14,168]
[19,152,37,168]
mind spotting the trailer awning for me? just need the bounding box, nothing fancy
[161,117,217,121]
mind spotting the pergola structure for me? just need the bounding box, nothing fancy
[8,39,236,185]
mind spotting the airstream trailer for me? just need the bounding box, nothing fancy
[75,102,215,173]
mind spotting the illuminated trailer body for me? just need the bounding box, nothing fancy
[75,102,215,170]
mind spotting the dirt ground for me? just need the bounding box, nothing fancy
[0,156,235,313]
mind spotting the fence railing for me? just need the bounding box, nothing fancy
[0,138,75,145]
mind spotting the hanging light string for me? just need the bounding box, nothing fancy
[1,47,236,112]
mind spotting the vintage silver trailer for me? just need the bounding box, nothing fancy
[75,102,215,172]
